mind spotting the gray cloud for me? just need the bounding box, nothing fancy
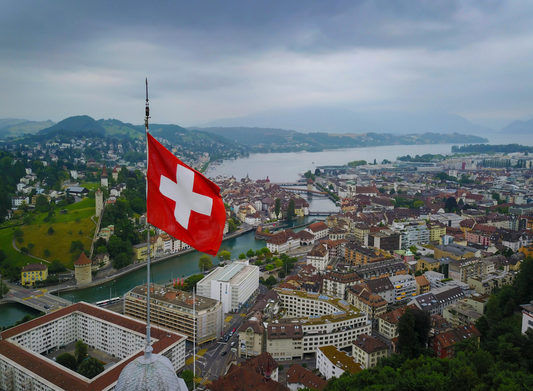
[1,0,533,128]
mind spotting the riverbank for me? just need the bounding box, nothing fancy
[51,225,255,294]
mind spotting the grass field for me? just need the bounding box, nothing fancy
[78,182,100,191]
[21,198,97,269]
[0,228,36,267]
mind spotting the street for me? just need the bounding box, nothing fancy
[1,281,71,313]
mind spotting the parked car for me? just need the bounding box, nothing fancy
[221,351,227,356]
[230,342,236,347]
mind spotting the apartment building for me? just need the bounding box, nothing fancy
[409,286,465,316]
[197,261,259,313]
[124,284,224,345]
[317,345,362,380]
[352,334,389,369]
[0,302,186,391]
[344,242,386,266]
[388,274,417,304]
[322,270,363,299]
[467,271,515,295]
[306,243,329,271]
[273,288,371,357]
[377,307,407,340]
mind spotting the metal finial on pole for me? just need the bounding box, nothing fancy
[144,78,152,360]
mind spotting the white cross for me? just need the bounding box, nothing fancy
[159,164,213,230]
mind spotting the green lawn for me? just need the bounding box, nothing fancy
[21,198,97,269]
[78,182,100,191]
[0,228,36,268]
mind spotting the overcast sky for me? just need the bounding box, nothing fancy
[1,0,533,129]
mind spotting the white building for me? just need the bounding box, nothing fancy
[521,302,533,334]
[266,229,300,254]
[304,221,330,240]
[317,345,362,380]
[306,243,329,271]
[11,196,29,208]
[197,261,259,313]
[0,302,187,391]
[274,288,371,357]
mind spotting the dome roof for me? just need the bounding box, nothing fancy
[115,353,187,391]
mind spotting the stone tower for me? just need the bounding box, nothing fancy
[101,163,109,188]
[95,188,103,217]
[74,252,92,285]
[307,177,314,192]
[112,165,119,181]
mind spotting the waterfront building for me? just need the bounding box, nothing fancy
[266,229,300,254]
[352,334,389,369]
[21,263,48,286]
[197,261,259,313]
[0,302,186,391]
[124,284,224,345]
[317,345,362,381]
[74,252,92,285]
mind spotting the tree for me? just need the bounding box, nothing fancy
[246,249,255,258]
[278,269,286,279]
[275,198,281,218]
[274,258,284,268]
[43,249,51,257]
[287,199,296,220]
[265,276,277,287]
[181,369,194,390]
[398,307,418,359]
[445,197,458,212]
[217,251,231,261]
[70,240,84,253]
[114,253,131,269]
[183,274,204,292]
[75,340,88,365]
[228,219,237,233]
[55,353,78,371]
[199,255,213,272]
[238,253,246,259]
[47,226,55,235]
[78,357,104,379]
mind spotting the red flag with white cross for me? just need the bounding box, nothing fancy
[146,133,226,255]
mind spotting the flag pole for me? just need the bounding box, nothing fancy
[144,77,153,361]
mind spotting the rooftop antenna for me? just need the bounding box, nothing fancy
[144,77,153,361]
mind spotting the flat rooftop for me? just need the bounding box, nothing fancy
[128,284,220,311]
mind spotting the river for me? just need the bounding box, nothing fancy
[57,192,337,304]
[8,136,533,321]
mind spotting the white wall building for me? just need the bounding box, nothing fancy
[317,345,362,380]
[306,243,329,271]
[0,302,187,391]
[197,261,259,313]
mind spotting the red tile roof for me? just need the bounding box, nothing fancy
[0,302,185,391]
[74,252,92,266]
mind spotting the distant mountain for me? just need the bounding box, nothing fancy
[0,118,55,138]
[197,127,488,153]
[190,127,295,146]
[499,118,533,134]
[39,115,106,137]
[199,107,494,136]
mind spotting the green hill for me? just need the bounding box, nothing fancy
[0,119,55,139]
[38,115,106,137]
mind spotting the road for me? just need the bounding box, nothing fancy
[1,281,71,313]
[183,286,265,387]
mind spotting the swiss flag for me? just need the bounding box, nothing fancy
[146,133,226,255]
